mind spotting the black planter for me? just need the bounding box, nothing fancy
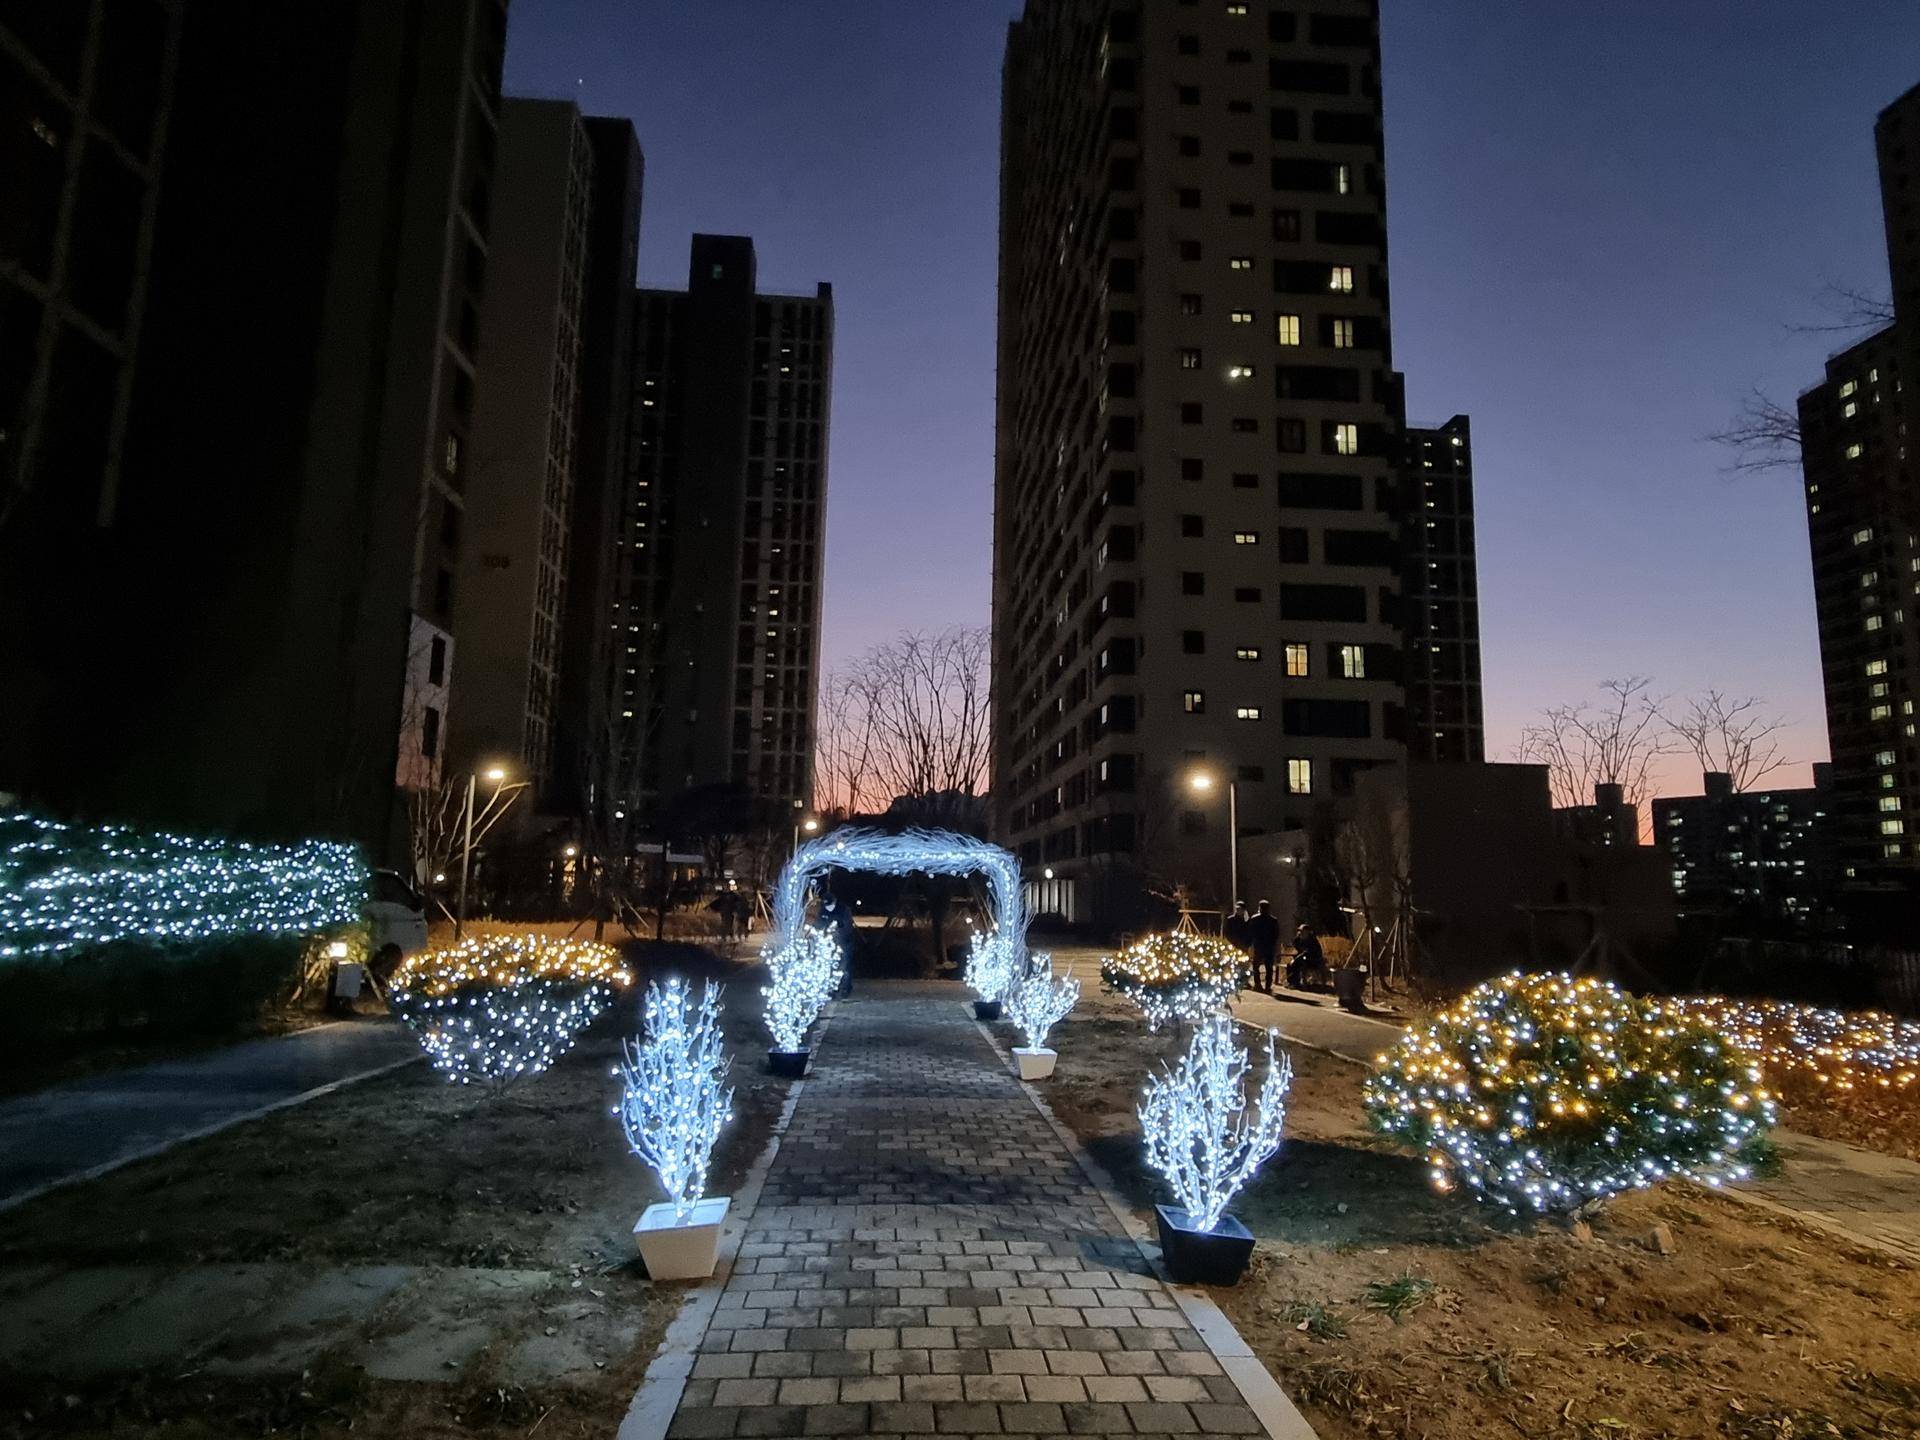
[972,999,1003,1022]
[1333,967,1368,1013]
[767,1048,810,1078]
[1155,1205,1256,1285]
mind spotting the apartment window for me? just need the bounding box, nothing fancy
[1876,749,1896,766]
[1844,401,1859,418]
[1227,364,1255,380]
[1847,443,1864,459]
[1339,644,1366,678]
[1179,135,1201,157]
[1181,347,1203,369]
[1182,571,1206,595]
[1230,309,1254,324]
[421,707,441,758]
[1287,757,1313,794]
[1853,527,1874,545]
[1183,690,1206,713]
[1180,239,1203,260]
[1182,629,1206,654]
[1867,615,1885,632]
[1231,417,1258,432]
[1329,317,1355,348]
[1333,423,1359,455]
[1334,163,1351,195]
[1181,293,1203,314]
[1233,530,1258,545]
[1179,187,1202,208]
[1284,643,1309,676]
[428,637,447,684]
[1181,456,1205,480]
[1329,264,1354,292]
[1276,314,1301,346]
[1181,513,1205,537]
[1278,418,1307,453]
[1882,796,1903,812]
[1868,659,1890,675]
[1233,585,1262,602]
[1178,33,1199,54]
[1181,402,1204,424]
[1273,208,1302,241]
[1229,256,1254,271]
[1227,3,1249,16]
[1231,472,1258,488]
[1872,703,1893,721]
[1236,646,1261,661]
[1883,819,1906,836]
[1840,379,1858,398]
[1178,85,1201,105]
[1236,706,1263,721]
[443,431,463,477]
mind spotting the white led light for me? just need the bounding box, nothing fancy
[761,925,842,1052]
[1101,932,1249,1031]
[1006,953,1079,1050]
[1140,1015,1292,1233]
[617,977,734,1223]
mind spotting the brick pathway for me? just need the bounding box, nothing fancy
[668,984,1268,1439]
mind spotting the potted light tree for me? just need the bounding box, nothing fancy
[618,978,734,1280]
[1139,1015,1292,1285]
[964,929,1017,1020]
[1006,955,1079,1080]
[762,926,840,1076]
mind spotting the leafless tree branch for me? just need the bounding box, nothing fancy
[1705,386,1803,474]
[1664,689,1791,793]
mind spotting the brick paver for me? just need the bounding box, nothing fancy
[667,983,1266,1439]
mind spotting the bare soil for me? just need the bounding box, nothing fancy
[0,939,786,1440]
[1046,987,1920,1440]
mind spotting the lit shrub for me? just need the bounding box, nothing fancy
[1101,932,1248,1030]
[1364,972,1775,1214]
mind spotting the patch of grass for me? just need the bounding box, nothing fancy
[1362,1272,1438,1320]
[1740,1134,1787,1180]
[1281,1299,1349,1340]
[1291,1361,1372,1416]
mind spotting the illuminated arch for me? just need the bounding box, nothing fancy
[771,827,1028,961]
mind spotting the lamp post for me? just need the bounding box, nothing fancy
[1188,770,1238,912]
[793,814,819,852]
[456,765,509,939]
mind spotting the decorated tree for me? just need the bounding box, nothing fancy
[617,978,734,1223]
[761,926,842,1053]
[1101,932,1248,1031]
[1364,972,1776,1214]
[1006,955,1079,1051]
[1139,1016,1293,1232]
[964,928,1020,1005]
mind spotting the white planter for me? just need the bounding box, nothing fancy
[1013,1046,1057,1081]
[633,1196,730,1280]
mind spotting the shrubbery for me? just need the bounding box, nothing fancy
[1364,972,1775,1214]
[1101,932,1249,1030]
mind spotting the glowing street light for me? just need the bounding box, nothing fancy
[457,761,518,939]
[1187,768,1239,912]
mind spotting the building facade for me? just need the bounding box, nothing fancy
[994,0,1465,925]
[1400,416,1484,762]
[1797,83,1920,889]
[1653,767,1834,932]
[452,98,593,794]
[4,0,508,860]
[616,236,832,819]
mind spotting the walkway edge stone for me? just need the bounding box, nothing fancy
[615,1004,836,1440]
[972,1015,1322,1440]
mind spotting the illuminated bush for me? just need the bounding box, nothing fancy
[1671,995,1920,1097]
[761,926,841,1052]
[391,934,631,1088]
[1364,972,1775,1214]
[1101,932,1248,1031]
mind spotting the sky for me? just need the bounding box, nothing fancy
[504,0,1920,801]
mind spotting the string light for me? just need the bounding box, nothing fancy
[616,978,733,1223]
[1364,972,1776,1214]
[762,926,841,1053]
[1139,1015,1293,1232]
[965,928,1021,1005]
[390,934,631,1088]
[1101,932,1249,1031]
[0,810,365,960]
[1006,953,1079,1050]
[1670,996,1920,1095]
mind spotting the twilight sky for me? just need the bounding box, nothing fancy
[505,1,1920,800]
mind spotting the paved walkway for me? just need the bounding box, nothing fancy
[666,985,1284,1440]
[0,1019,420,1211]
[1234,984,1920,1263]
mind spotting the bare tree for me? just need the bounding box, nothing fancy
[1665,690,1791,793]
[813,667,885,815]
[1791,282,1896,335]
[816,627,990,816]
[1516,676,1671,814]
[1705,386,1803,474]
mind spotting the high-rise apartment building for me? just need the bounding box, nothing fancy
[995,0,1458,925]
[1653,766,1834,931]
[453,98,594,794]
[0,0,182,790]
[4,0,508,859]
[1797,83,1920,890]
[616,236,832,818]
[1401,416,1484,762]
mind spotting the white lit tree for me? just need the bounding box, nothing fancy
[964,929,1019,1005]
[1140,1016,1293,1232]
[1007,955,1079,1051]
[617,978,734,1223]
[761,926,841,1053]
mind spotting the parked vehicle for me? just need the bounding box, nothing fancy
[366,868,429,979]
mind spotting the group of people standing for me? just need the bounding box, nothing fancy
[1223,901,1324,992]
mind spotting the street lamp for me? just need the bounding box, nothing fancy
[456,764,511,939]
[1188,768,1238,912]
[793,814,820,851]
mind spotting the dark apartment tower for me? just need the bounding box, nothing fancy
[452,98,594,795]
[549,117,644,819]
[0,1,182,794]
[995,0,1427,926]
[1401,416,1484,762]
[5,0,508,859]
[616,237,832,819]
[1797,83,1920,888]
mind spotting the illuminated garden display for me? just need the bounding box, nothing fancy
[1364,972,1776,1215]
[964,928,1020,1017]
[1140,1014,1292,1282]
[0,809,366,960]
[1672,995,1920,1096]
[762,925,842,1072]
[390,934,631,1089]
[1006,953,1079,1079]
[1101,931,1249,1030]
[619,977,735,1278]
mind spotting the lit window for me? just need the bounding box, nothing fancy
[1872,681,1890,698]
[1871,703,1892,720]
[1864,570,1879,586]
[1228,363,1256,379]
[1886,842,1905,858]
[1883,819,1906,835]
[1233,531,1259,545]
[1853,527,1874,545]
[1236,646,1261,661]
[1284,642,1309,676]
[1183,690,1206,713]
[1844,401,1859,418]
[1230,310,1254,324]
[1867,615,1884,632]
[1334,423,1359,455]
[1181,348,1202,369]
[1329,265,1354,292]
[1236,706,1262,721]
[1287,758,1313,794]
[1330,318,1355,348]
[1226,1,1248,12]
[1882,796,1902,812]
[1876,749,1896,766]
[1840,379,1858,398]
[1847,443,1864,459]
[1276,314,1301,346]
[1869,659,1889,675]
[1340,644,1366,678]
[1230,256,1254,271]
[1334,163,1351,194]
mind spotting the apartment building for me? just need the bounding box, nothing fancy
[1401,416,1484,762]
[1653,767,1834,931]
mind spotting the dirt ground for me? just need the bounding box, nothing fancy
[1045,987,1920,1440]
[0,940,786,1440]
